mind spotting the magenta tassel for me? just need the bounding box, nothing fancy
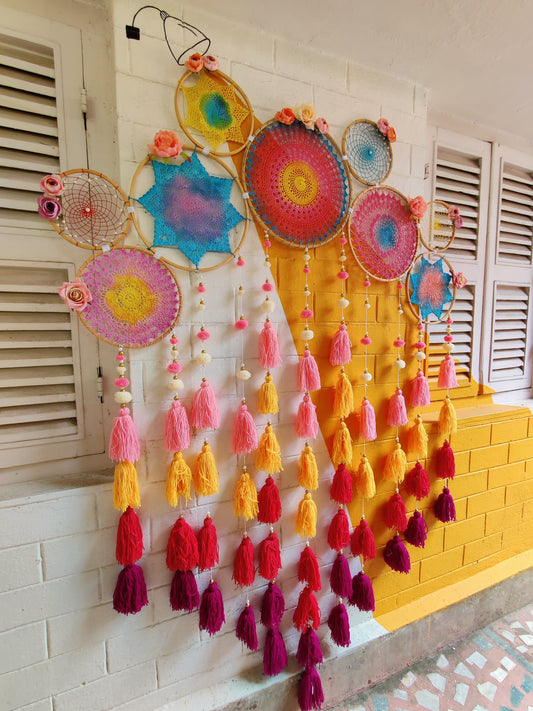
[261,581,285,628]
[298,666,325,711]
[199,580,225,635]
[190,379,219,430]
[405,510,428,548]
[296,627,323,668]
[384,534,411,573]
[329,323,352,366]
[170,569,199,612]
[164,399,190,452]
[331,552,352,599]
[349,571,375,612]
[299,348,321,392]
[109,408,140,462]
[385,492,408,532]
[360,397,377,441]
[232,403,258,455]
[386,388,408,427]
[259,320,282,369]
[264,628,288,676]
[434,487,457,523]
[404,461,431,500]
[296,394,319,439]
[409,370,431,408]
[236,604,258,651]
[328,602,350,647]
[438,354,458,389]
[113,564,148,615]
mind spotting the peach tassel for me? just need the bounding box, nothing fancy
[383,442,408,483]
[333,369,354,418]
[298,443,319,490]
[165,451,192,507]
[332,420,352,467]
[295,492,318,538]
[407,414,428,459]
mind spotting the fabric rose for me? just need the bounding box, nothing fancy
[203,55,219,71]
[40,174,64,197]
[454,215,463,229]
[314,117,330,134]
[37,195,62,220]
[409,196,428,220]
[377,118,390,136]
[453,272,468,289]
[387,127,397,142]
[185,52,204,72]
[294,103,317,129]
[57,277,92,311]
[275,107,295,125]
[448,205,461,220]
[148,130,183,158]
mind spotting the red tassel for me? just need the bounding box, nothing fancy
[296,393,319,439]
[293,586,320,633]
[385,492,408,531]
[296,626,323,668]
[259,319,282,369]
[113,564,148,615]
[438,354,458,389]
[116,506,143,566]
[236,603,258,651]
[199,580,225,635]
[298,665,325,711]
[434,486,457,522]
[166,516,199,572]
[258,476,282,524]
[360,397,377,441]
[259,530,282,581]
[330,463,353,504]
[404,461,431,500]
[328,602,350,647]
[264,628,288,676]
[170,569,199,612]
[233,534,255,587]
[261,581,285,628]
[386,388,408,427]
[329,323,352,366]
[164,399,190,452]
[405,510,428,548]
[232,402,258,455]
[331,552,352,599]
[436,440,455,479]
[190,379,219,430]
[384,534,411,573]
[327,508,350,551]
[197,515,219,571]
[349,571,375,611]
[109,407,140,462]
[409,370,431,408]
[350,518,376,561]
[298,545,322,591]
[299,348,321,392]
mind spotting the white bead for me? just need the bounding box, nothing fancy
[238,286,245,296]
[304,254,311,262]
[364,300,371,309]
[168,378,185,391]
[397,307,404,314]
[198,300,206,311]
[394,358,406,370]
[301,328,314,341]
[196,351,212,365]
[264,259,272,269]
[339,255,347,262]
[304,288,311,297]
[237,368,251,381]
[261,299,276,314]
[116,366,126,375]
[114,391,133,403]
[361,371,373,382]
[443,342,455,353]
[414,351,426,361]
[337,296,350,309]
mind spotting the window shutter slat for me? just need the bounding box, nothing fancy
[497,164,533,264]
[489,283,530,381]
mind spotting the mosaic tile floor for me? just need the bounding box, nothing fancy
[334,602,533,711]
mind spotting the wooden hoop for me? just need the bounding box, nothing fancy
[418,199,457,252]
[405,251,457,324]
[342,119,393,186]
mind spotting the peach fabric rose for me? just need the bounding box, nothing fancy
[40,174,64,196]
[314,117,330,134]
[275,107,295,125]
[148,130,183,158]
[387,127,396,142]
[203,55,219,71]
[453,272,468,289]
[448,205,461,220]
[377,118,390,136]
[185,52,204,72]
[409,196,428,220]
[294,103,317,129]
[58,277,92,312]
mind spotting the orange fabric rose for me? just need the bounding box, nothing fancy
[275,107,295,125]
[58,278,92,312]
[148,130,183,158]
[409,196,428,220]
[185,53,204,72]
[294,103,316,129]
[387,127,397,143]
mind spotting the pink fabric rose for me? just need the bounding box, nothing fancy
[409,196,428,220]
[148,130,183,158]
[37,195,62,220]
[387,127,397,143]
[377,118,390,136]
[454,215,463,229]
[314,117,330,134]
[57,277,92,311]
[453,272,467,289]
[294,103,317,129]
[40,174,64,196]
[203,55,219,71]
[185,52,204,72]
[275,107,295,125]
[448,205,461,220]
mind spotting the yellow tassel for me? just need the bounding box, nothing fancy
[407,414,428,459]
[258,372,279,415]
[234,468,258,520]
[193,441,219,497]
[295,491,317,538]
[165,451,192,507]
[332,419,352,467]
[255,423,283,474]
[298,443,319,490]
[333,369,354,418]
[113,461,140,511]
[354,454,376,498]
[383,442,407,483]
[439,396,457,434]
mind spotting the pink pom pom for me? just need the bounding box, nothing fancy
[109,408,140,462]
[197,329,210,341]
[438,354,458,389]
[235,318,248,330]
[197,284,206,293]
[232,403,258,454]
[167,362,182,374]
[264,240,272,248]
[296,393,319,439]
[363,279,371,288]
[237,257,245,266]
[170,337,178,345]
[337,270,349,280]
[299,349,321,392]
[114,377,130,388]
[386,388,408,427]
[408,370,430,408]
[259,320,282,369]
[301,308,313,319]
[262,281,274,291]
[329,323,352,366]
[190,380,219,430]
[360,336,372,345]
[360,398,377,441]
[339,236,347,245]
[116,354,125,361]
[303,267,311,274]
[393,339,405,348]
[164,399,191,452]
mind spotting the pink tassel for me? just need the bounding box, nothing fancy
[236,603,258,651]
[113,564,148,614]
[360,398,377,441]
[404,461,431,500]
[296,394,319,439]
[264,628,288,676]
[329,323,352,366]
[199,580,225,635]
[298,666,324,711]
[327,508,350,551]
[386,388,408,427]
[232,402,258,455]
[259,320,282,369]
[330,552,352,599]
[170,569,199,612]
[299,348,321,392]
[164,399,190,452]
[438,354,458,389]
[109,407,140,462]
[296,627,323,668]
[350,518,376,561]
[330,463,353,505]
[298,545,321,591]
[191,379,219,430]
[434,486,457,523]
[349,571,375,611]
[436,440,455,479]
[261,581,285,628]
[405,510,428,548]
[385,492,408,532]
[328,602,350,647]
[409,370,431,408]
[384,534,411,573]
